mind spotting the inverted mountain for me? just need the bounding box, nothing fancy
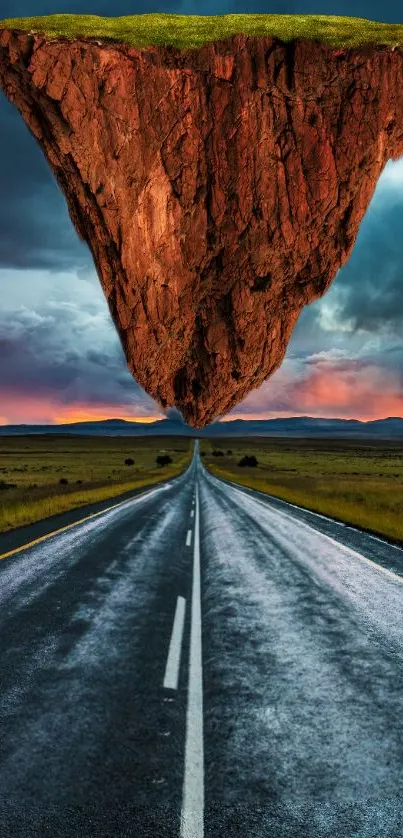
[1,14,403,426]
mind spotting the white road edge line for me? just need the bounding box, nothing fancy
[163,596,186,691]
[223,476,403,586]
[221,474,403,555]
[186,529,193,547]
[0,479,174,564]
[247,493,403,586]
[181,481,204,838]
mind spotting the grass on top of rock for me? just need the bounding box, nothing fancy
[201,437,403,546]
[1,14,403,50]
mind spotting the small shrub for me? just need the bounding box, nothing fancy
[59,477,69,485]
[238,455,258,468]
[226,450,233,455]
[200,452,206,457]
[124,457,135,466]
[76,479,83,484]
[156,454,173,467]
[0,480,17,490]
[212,450,224,457]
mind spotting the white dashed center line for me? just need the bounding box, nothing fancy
[163,596,186,691]
[181,480,204,837]
[186,529,193,547]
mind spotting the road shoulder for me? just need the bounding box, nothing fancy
[0,474,180,560]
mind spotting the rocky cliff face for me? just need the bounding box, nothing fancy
[1,30,403,426]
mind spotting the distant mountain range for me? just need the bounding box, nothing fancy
[2,416,403,438]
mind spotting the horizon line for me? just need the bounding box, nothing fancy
[1,414,403,428]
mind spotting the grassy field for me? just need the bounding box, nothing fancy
[1,13,403,50]
[201,437,403,545]
[0,435,192,533]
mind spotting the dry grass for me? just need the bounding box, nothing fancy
[1,13,403,50]
[0,435,191,532]
[202,437,403,544]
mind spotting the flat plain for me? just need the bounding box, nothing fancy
[0,434,192,533]
[202,436,403,545]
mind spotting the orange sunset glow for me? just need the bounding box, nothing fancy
[290,365,403,421]
[55,410,163,425]
[0,390,164,425]
[2,361,403,425]
[226,360,403,423]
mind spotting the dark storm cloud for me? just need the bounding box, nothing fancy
[0,304,112,399]
[0,279,158,411]
[0,0,181,272]
[332,181,403,334]
[0,95,92,270]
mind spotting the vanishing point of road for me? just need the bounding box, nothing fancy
[1,442,403,837]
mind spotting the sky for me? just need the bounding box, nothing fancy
[1,0,403,424]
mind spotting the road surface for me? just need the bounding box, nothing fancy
[1,441,403,837]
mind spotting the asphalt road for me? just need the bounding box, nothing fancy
[1,441,403,837]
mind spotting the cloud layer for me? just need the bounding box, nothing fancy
[0,267,162,423]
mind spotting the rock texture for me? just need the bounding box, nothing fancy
[1,30,403,426]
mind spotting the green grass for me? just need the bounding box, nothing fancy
[202,437,403,545]
[1,13,403,50]
[0,435,192,533]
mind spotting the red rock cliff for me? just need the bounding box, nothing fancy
[1,31,403,426]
